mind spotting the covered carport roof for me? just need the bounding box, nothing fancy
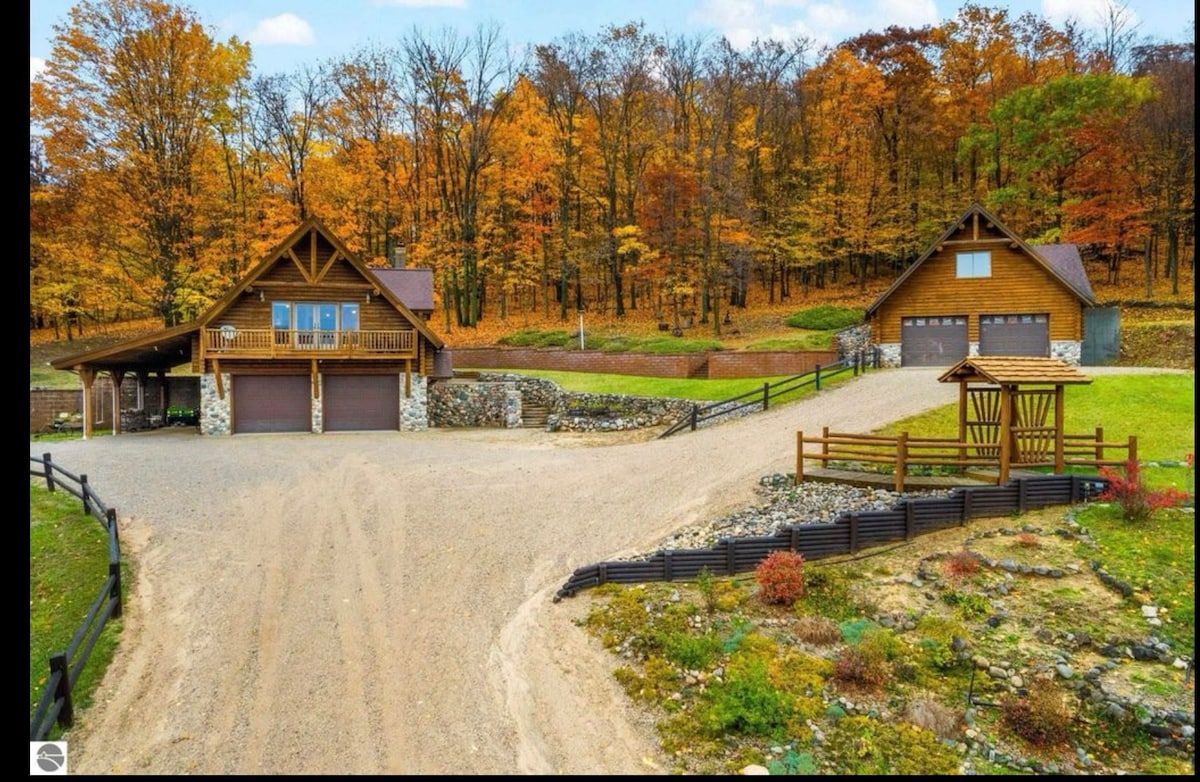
[50,322,198,374]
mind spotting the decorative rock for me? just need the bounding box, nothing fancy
[998,559,1019,572]
[1010,675,1024,689]
[973,656,990,670]
[1056,663,1075,679]
[1141,605,1159,618]
[741,764,771,775]
[988,666,1008,680]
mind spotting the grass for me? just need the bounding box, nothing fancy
[468,366,859,403]
[30,483,126,735]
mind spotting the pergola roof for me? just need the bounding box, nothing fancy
[50,322,198,373]
[938,356,1092,386]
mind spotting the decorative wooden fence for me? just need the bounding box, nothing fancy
[554,474,1107,601]
[796,426,1137,491]
[29,453,123,741]
[658,354,872,438]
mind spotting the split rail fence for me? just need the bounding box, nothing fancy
[29,453,123,741]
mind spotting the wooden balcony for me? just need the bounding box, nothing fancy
[205,328,416,358]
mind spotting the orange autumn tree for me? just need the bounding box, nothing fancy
[32,0,250,326]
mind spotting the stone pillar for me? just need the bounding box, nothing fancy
[200,373,232,435]
[311,376,323,433]
[399,376,428,431]
[1050,341,1082,365]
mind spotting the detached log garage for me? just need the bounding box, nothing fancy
[323,375,400,431]
[50,218,448,437]
[234,375,311,433]
[866,203,1095,367]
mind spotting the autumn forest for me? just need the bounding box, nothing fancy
[30,0,1195,339]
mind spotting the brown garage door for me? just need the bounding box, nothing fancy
[324,375,399,431]
[234,375,311,433]
[901,316,968,367]
[980,314,1049,357]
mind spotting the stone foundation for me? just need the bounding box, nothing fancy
[311,377,323,433]
[400,376,429,431]
[1051,341,1082,365]
[876,343,902,368]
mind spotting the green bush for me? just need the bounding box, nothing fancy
[822,716,961,774]
[783,305,863,331]
[698,657,793,738]
[662,631,723,670]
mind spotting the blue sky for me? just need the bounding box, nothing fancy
[30,0,1195,80]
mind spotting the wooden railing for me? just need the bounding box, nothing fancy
[29,453,122,741]
[796,426,1137,491]
[204,328,415,356]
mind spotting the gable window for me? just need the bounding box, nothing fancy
[956,251,991,278]
[272,301,361,349]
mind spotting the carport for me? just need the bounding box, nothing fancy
[50,323,198,439]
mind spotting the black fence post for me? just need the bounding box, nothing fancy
[43,452,55,492]
[690,404,698,432]
[50,653,74,728]
[1018,478,1028,515]
[108,561,122,618]
[598,563,608,586]
[815,365,822,392]
[905,500,915,540]
[963,489,973,521]
[762,382,770,411]
[80,474,91,516]
[664,551,674,582]
[849,514,859,554]
[726,538,737,576]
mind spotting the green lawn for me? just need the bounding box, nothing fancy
[465,366,858,403]
[30,483,126,735]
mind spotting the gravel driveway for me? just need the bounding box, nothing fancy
[31,367,1172,774]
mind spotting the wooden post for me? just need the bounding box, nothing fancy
[43,452,55,492]
[311,359,319,399]
[998,385,1013,484]
[1128,436,1137,465]
[404,358,412,398]
[157,369,168,423]
[762,382,770,411]
[795,431,804,485]
[109,561,122,619]
[1054,385,1065,474]
[111,369,125,435]
[815,364,822,391]
[690,404,698,432]
[80,474,91,516]
[905,500,915,540]
[1095,426,1104,464]
[49,652,73,727]
[895,431,908,493]
[958,380,968,468]
[214,359,225,399]
[80,366,95,440]
[821,425,830,463]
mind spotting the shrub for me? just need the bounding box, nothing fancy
[904,697,962,739]
[698,658,793,738]
[793,615,842,645]
[1097,459,1190,522]
[999,686,1072,747]
[823,716,960,775]
[663,631,723,670]
[832,644,891,691]
[755,551,806,606]
[783,305,864,331]
[1013,531,1040,548]
[943,549,981,581]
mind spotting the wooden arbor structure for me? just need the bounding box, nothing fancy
[938,356,1092,483]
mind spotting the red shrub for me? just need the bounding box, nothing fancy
[1098,460,1190,522]
[755,551,807,606]
[943,550,980,581]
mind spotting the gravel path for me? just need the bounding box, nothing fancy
[30,366,1179,774]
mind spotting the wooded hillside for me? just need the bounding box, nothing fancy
[30,0,1194,340]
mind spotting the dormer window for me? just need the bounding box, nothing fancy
[956,251,991,278]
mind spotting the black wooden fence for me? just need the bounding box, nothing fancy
[554,474,1107,601]
[658,353,874,439]
[29,453,123,741]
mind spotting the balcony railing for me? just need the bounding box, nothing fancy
[205,328,415,356]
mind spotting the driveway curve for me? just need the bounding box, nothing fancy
[31,367,1172,774]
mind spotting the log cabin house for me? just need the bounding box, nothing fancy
[866,203,1095,367]
[51,218,447,436]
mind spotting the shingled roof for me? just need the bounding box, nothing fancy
[938,356,1092,386]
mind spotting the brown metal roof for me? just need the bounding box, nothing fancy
[1031,243,1095,302]
[369,268,435,312]
[938,356,1093,386]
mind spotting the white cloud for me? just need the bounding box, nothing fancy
[30,56,47,82]
[374,0,467,7]
[690,0,941,50]
[1041,0,1142,32]
[249,13,316,46]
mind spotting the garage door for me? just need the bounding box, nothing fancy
[980,314,1049,357]
[901,316,968,367]
[234,375,311,433]
[324,375,399,431]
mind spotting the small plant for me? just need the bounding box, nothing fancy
[755,551,806,606]
[793,615,842,645]
[1097,459,1190,522]
[1013,531,1040,548]
[695,567,719,615]
[999,685,1072,747]
[698,657,793,738]
[904,696,961,739]
[832,644,891,691]
[943,549,980,581]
